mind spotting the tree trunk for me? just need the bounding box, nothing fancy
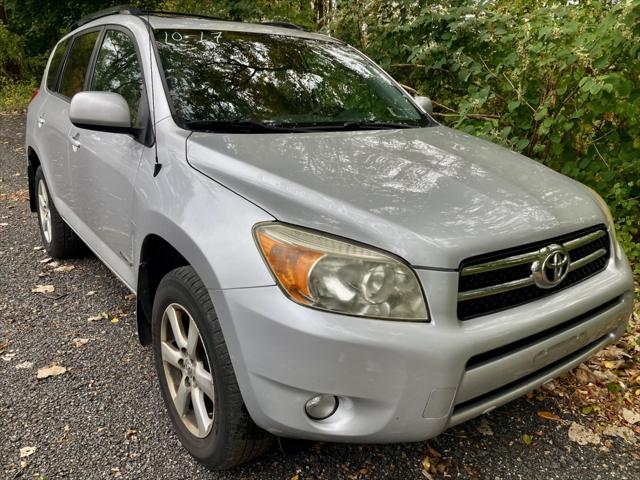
[0,5,8,25]
[314,0,324,27]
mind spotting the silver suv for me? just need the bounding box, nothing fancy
[25,7,634,469]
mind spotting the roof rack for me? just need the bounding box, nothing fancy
[68,5,308,33]
[68,5,140,31]
[138,10,227,22]
[260,21,308,32]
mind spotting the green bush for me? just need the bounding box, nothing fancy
[328,0,640,271]
[0,78,36,111]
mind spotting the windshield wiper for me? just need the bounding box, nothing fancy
[340,121,416,130]
[184,120,313,133]
[184,120,420,133]
[291,121,418,131]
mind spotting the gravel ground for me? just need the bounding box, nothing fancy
[1,112,638,479]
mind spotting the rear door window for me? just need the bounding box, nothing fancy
[91,30,144,126]
[46,38,69,92]
[59,31,100,98]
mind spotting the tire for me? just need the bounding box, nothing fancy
[34,167,84,258]
[152,266,273,469]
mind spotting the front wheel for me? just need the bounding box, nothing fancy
[152,266,273,469]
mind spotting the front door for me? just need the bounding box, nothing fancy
[68,28,148,286]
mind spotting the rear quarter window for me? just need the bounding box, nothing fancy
[46,39,69,92]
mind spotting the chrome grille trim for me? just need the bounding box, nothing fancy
[568,248,607,272]
[458,229,608,302]
[563,229,606,251]
[458,277,535,301]
[460,251,538,276]
[460,229,606,277]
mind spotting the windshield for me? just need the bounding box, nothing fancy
[153,29,430,131]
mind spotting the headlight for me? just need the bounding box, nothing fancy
[254,223,429,321]
[587,187,617,244]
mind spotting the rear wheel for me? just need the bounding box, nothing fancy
[152,266,273,469]
[34,167,84,258]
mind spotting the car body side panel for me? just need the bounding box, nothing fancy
[68,122,145,272]
[27,94,74,209]
[131,120,276,290]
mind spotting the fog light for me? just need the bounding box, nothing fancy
[304,394,338,420]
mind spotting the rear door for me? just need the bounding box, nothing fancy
[40,30,100,219]
[69,27,148,284]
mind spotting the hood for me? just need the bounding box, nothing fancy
[186,126,604,269]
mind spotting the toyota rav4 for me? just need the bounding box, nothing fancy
[25,6,634,469]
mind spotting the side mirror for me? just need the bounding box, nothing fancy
[70,91,132,133]
[413,96,433,115]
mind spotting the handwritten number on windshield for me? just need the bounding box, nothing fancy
[163,31,222,44]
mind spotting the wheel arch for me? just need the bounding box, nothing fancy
[136,233,196,345]
[27,146,41,212]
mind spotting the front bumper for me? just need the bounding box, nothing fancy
[210,246,634,442]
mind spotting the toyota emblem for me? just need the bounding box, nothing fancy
[531,244,570,289]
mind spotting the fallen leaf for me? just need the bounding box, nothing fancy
[541,380,556,391]
[33,246,44,251]
[86,290,96,296]
[111,317,120,324]
[32,284,55,294]
[72,338,89,348]
[477,418,494,436]
[622,408,640,425]
[582,405,594,415]
[603,360,624,370]
[428,446,441,458]
[15,361,33,369]
[36,365,67,379]
[124,428,138,440]
[603,424,638,445]
[20,460,28,469]
[568,422,600,445]
[1,352,16,361]
[537,411,561,421]
[575,365,595,384]
[522,434,533,445]
[88,312,108,322]
[290,475,299,480]
[53,265,75,273]
[421,456,433,479]
[124,293,136,301]
[19,446,36,458]
[48,261,59,268]
[39,257,52,264]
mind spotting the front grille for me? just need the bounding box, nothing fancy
[457,225,611,320]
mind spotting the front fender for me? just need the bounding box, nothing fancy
[132,133,276,291]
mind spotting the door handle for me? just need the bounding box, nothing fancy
[37,116,45,127]
[69,133,81,152]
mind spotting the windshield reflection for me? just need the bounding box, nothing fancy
[154,29,428,130]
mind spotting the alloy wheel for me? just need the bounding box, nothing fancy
[160,303,215,438]
[37,180,52,243]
